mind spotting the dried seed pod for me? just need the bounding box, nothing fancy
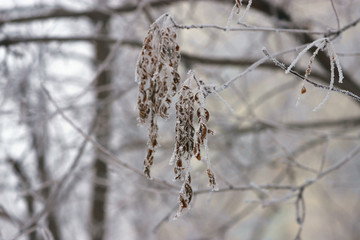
[172,72,218,216]
[176,175,193,217]
[301,86,307,94]
[191,74,218,191]
[184,183,192,203]
[171,79,195,181]
[136,15,219,216]
[207,168,218,190]
[135,14,181,178]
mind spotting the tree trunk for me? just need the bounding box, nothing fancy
[90,15,111,240]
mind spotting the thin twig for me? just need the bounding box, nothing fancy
[172,21,327,35]
[40,83,177,189]
[262,48,360,102]
[329,0,341,30]
[294,187,305,240]
[195,143,360,195]
[318,136,330,176]
[170,15,360,37]
[152,205,178,233]
[337,51,360,57]
[267,133,318,174]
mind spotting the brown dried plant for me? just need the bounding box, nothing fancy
[171,79,195,182]
[192,75,217,191]
[135,14,181,179]
[170,72,217,217]
[170,77,195,216]
[136,15,217,216]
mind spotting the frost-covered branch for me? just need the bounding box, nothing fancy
[172,21,327,35]
[263,48,360,103]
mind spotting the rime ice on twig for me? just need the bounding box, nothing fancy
[237,0,252,24]
[328,41,344,84]
[287,38,343,85]
[305,42,325,78]
[278,37,344,110]
[285,38,326,75]
[226,0,252,32]
[263,47,360,102]
[313,49,335,111]
[313,40,344,111]
[226,0,242,32]
[296,40,325,106]
[192,74,217,191]
[135,13,181,178]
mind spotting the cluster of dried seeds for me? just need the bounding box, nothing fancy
[135,14,181,179]
[136,15,217,217]
[171,73,217,216]
[171,79,195,181]
[192,76,217,191]
[170,78,195,216]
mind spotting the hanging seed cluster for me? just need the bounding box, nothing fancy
[177,175,192,216]
[136,14,217,216]
[171,73,217,216]
[193,78,217,191]
[135,14,181,179]
[170,79,195,216]
[172,80,195,182]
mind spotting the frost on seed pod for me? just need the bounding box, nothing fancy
[171,79,195,180]
[135,14,181,179]
[192,75,217,191]
[171,72,217,217]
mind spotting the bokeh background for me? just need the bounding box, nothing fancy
[0,0,360,239]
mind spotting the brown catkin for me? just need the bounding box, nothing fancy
[136,15,217,216]
[172,81,195,182]
[193,76,217,191]
[172,72,217,217]
[136,14,181,178]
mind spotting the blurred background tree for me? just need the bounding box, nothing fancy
[0,0,359,239]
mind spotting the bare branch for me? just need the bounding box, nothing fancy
[329,0,341,30]
[40,84,177,189]
[263,48,360,102]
